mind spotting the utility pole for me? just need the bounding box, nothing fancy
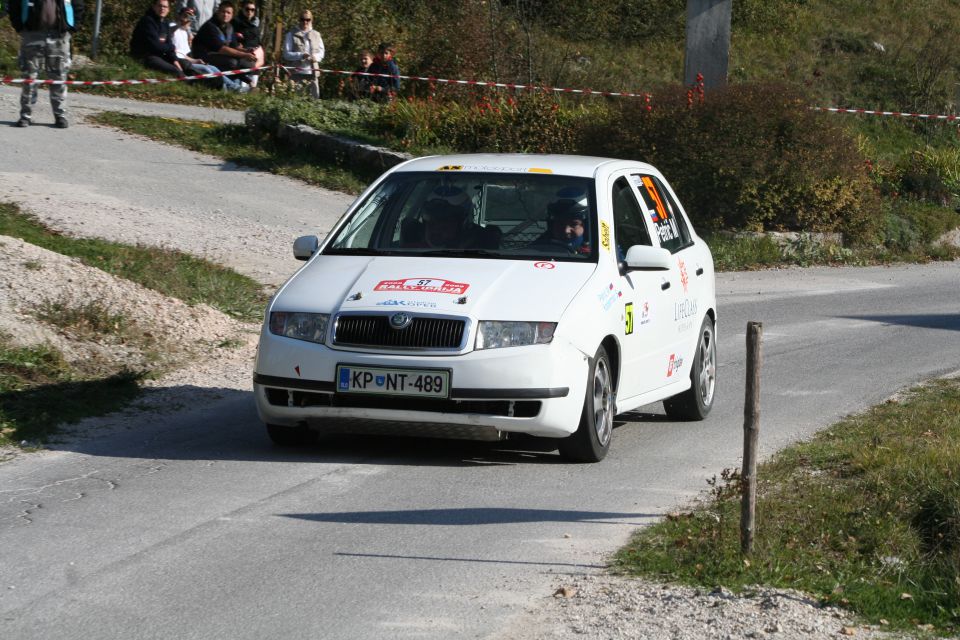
[684,0,732,89]
[91,0,104,60]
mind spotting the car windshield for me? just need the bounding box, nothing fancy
[324,172,598,262]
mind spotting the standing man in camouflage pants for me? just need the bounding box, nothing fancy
[9,0,84,128]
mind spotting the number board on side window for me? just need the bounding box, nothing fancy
[632,175,691,253]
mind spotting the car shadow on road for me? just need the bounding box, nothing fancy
[840,313,960,332]
[282,506,658,527]
[41,385,670,467]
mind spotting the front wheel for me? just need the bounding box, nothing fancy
[559,345,615,462]
[663,316,716,421]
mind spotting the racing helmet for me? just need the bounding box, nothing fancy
[422,185,472,225]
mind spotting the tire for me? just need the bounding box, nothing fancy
[663,316,716,421]
[559,345,615,462]
[266,423,317,446]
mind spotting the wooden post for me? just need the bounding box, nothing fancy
[740,321,762,555]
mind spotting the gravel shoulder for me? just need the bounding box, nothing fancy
[0,89,925,640]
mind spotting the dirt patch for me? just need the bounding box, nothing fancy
[0,234,259,449]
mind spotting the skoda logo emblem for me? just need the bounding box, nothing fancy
[389,312,413,330]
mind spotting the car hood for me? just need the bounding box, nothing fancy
[273,255,597,321]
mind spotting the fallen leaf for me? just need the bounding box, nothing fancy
[900,592,913,600]
[840,626,856,636]
[553,586,577,599]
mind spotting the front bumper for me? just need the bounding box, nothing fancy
[253,332,590,439]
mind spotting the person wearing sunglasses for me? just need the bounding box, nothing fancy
[282,9,325,98]
[232,1,263,86]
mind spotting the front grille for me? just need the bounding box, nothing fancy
[334,314,466,349]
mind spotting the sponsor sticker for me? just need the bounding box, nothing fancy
[678,259,689,293]
[674,297,698,322]
[666,353,684,377]
[639,301,651,326]
[600,221,611,251]
[598,283,621,311]
[375,278,469,295]
[534,261,556,270]
[437,165,463,171]
[375,299,439,308]
[624,302,634,335]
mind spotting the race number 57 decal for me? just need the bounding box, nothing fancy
[625,302,634,335]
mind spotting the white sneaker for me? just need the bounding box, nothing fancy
[238,82,252,94]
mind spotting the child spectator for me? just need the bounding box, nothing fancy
[368,42,399,101]
[348,50,375,99]
[282,9,325,98]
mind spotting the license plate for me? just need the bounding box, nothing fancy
[336,365,450,398]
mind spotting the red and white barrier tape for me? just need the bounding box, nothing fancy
[6,64,954,119]
[294,66,652,99]
[814,106,960,121]
[0,64,650,99]
[0,65,271,86]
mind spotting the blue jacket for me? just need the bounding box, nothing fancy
[10,0,82,33]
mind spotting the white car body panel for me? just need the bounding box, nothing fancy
[253,153,717,446]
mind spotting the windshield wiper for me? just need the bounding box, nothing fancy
[418,249,501,258]
[324,247,385,256]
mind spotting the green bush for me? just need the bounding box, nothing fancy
[374,92,590,154]
[582,82,883,245]
[883,200,960,251]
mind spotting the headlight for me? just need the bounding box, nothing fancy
[269,312,330,344]
[476,321,557,350]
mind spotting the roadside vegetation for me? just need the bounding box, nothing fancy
[614,377,960,634]
[0,202,267,322]
[0,337,143,449]
[0,201,263,449]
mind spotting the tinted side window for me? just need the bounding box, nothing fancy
[612,177,652,254]
[634,174,692,253]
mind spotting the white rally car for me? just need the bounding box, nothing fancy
[253,154,716,462]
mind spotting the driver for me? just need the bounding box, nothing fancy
[532,197,591,254]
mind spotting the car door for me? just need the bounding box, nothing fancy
[609,173,674,401]
[632,173,703,384]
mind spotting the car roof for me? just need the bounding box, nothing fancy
[392,154,658,179]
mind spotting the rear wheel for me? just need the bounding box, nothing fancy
[663,316,716,421]
[559,345,615,462]
[266,423,317,446]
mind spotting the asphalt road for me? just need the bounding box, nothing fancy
[2,90,960,639]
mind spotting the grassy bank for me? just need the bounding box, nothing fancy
[0,201,268,447]
[0,338,143,448]
[89,112,368,195]
[0,202,267,322]
[614,377,960,634]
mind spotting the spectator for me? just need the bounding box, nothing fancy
[348,50,375,100]
[171,7,248,92]
[9,0,85,128]
[368,42,399,101]
[232,1,263,87]
[282,9,324,98]
[130,0,191,78]
[176,0,217,34]
[192,1,257,85]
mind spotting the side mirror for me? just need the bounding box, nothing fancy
[623,245,672,271]
[293,235,319,261]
